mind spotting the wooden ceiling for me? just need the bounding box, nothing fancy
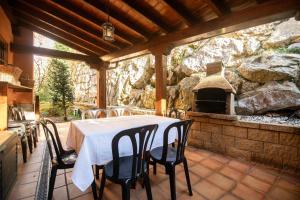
[6,0,300,63]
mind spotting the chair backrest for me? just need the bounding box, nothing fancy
[40,120,63,164]
[41,118,66,156]
[111,124,158,180]
[107,109,118,117]
[82,109,107,119]
[160,120,193,163]
[168,108,179,119]
[95,109,107,118]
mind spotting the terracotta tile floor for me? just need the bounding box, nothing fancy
[8,122,300,200]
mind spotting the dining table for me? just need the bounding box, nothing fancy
[66,115,180,191]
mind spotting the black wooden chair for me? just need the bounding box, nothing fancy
[97,124,158,200]
[149,120,193,200]
[40,119,83,200]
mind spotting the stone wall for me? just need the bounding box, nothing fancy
[187,112,300,171]
[72,17,300,114]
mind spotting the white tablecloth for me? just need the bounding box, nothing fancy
[66,115,179,191]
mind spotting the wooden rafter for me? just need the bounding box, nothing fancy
[51,0,139,45]
[204,0,230,16]
[13,10,107,56]
[11,43,103,64]
[102,0,300,62]
[15,21,98,56]
[122,0,173,34]
[163,0,197,26]
[85,0,152,40]
[13,1,120,52]
[15,0,128,48]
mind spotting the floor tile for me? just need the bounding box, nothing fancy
[220,166,244,181]
[249,168,277,184]
[207,173,236,191]
[232,184,264,200]
[228,160,252,173]
[267,186,300,200]
[201,158,223,170]
[53,186,68,200]
[242,175,271,193]
[194,180,226,200]
[220,194,241,200]
[190,164,213,178]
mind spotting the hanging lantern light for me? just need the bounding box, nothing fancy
[102,0,115,41]
[102,22,115,41]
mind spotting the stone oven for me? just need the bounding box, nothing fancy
[192,62,236,115]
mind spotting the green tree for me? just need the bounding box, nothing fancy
[48,59,74,121]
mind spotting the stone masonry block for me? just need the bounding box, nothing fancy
[248,129,278,143]
[226,147,251,160]
[191,122,200,130]
[235,138,263,153]
[223,125,247,138]
[194,131,212,142]
[264,143,298,161]
[260,123,295,133]
[279,132,300,148]
[201,123,222,134]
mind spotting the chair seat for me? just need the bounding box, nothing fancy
[105,156,147,180]
[61,151,77,165]
[150,146,179,164]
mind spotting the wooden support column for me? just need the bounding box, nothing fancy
[89,62,108,109]
[96,68,106,109]
[150,46,173,116]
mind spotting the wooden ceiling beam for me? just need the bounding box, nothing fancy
[13,1,120,52]
[11,43,103,64]
[15,21,99,56]
[163,0,197,26]
[204,0,230,16]
[13,10,107,56]
[51,0,139,45]
[85,0,152,40]
[122,0,173,34]
[17,0,128,48]
[102,0,300,62]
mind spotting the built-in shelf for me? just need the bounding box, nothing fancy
[0,81,32,92]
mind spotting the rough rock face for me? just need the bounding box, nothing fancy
[72,18,300,115]
[237,54,300,83]
[175,76,200,110]
[140,85,155,109]
[236,81,300,115]
[263,18,300,48]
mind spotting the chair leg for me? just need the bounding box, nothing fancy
[27,133,33,154]
[48,165,57,200]
[167,165,176,200]
[183,158,193,196]
[32,128,37,148]
[64,169,71,200]
[20,136,27,163]
[98,170,106,200]
[121,181,131,200]
[153,161,157,175]
[144,175,153,200]
[95,165,100,179]
[91,180,98,200]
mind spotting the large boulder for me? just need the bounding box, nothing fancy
[175,76,200,111]
[236,81,300,115]
[237,54,300,83]
[288,43,300,52]
[129,56,154,89]
[225,69,243,93]
[140,85,155,109]
[263,18,300,48]
[167,85,179,108]
[179,37,245,74]
[245,38,261,55]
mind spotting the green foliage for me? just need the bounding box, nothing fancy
[275,47,300,54]
[48,59,74,121]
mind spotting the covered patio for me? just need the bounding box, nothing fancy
[0,0,300,199]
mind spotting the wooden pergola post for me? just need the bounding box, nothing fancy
[89,62,108,109]
[96,67,106,109]
[151,46,173,116]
